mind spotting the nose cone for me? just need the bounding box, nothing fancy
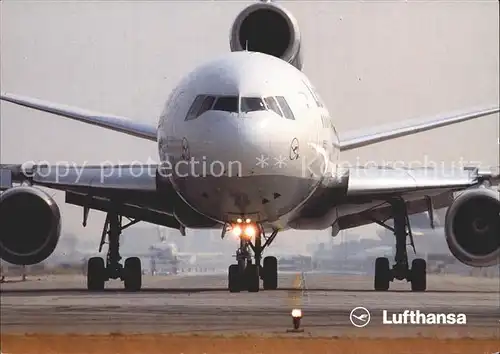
[171,111,312,223]
[179,111,292,178]
[236,113,277,176]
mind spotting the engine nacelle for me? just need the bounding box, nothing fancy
[230,1,303,70]
[0,186,61,265]
[444,188,500,267]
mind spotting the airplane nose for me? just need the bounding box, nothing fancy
[197,113,248,177]
[191,111,287,177]
[236,115,274,176]
[172,111,311,223]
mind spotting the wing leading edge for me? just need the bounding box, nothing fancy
[2,93,497,149]
[339,106,499,151]
[0,92,157,141]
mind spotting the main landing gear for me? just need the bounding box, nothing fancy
[227,224,279,293]
[86,211,143,291]
[371,198,427,292]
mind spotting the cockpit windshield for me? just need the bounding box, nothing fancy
[240,97,266,113]
[185,95,296,120]
[213,96,238,113]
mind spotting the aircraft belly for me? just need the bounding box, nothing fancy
[173,174,316,224]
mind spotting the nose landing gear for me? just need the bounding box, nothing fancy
[372,198,427,292]
[227,225,279,293]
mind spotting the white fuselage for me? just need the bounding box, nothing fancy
[157,51,340,227]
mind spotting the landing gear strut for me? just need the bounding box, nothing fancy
[227,225,279,293]
[86,211,143,291]
[372,198,427,292]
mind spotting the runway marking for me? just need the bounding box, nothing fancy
[287,272,310,309]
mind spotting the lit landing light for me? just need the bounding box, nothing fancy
[232,225,242,237]
[230,222,257,240]
[244,225,256,238]
[287,309,304,332]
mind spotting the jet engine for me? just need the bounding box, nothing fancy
[0,186,61,265]
[444,188,500,267]
[230,1,303,70]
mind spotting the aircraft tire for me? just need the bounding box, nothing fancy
[87,257,105,291]
[124,257,142,291]
[246,264,260,292]
[374,257,391,291]
[263,256,278,290]
[228,264,241,293]
[410,258,427,292]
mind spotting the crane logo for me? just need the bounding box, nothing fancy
[349,306,371,327]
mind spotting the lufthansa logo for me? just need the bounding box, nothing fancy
[181,137,190,160]
[350,307,371,328]
[290,138,299,160]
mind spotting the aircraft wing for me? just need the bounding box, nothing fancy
[0,93,220,233]
[323,166,500,234]
[0,92,157,141]
[0,163,184,230]
[338,106,499,151]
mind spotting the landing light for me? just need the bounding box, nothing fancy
[232,225,242,237]
[244,225,256,238]
[245,218,251,223]
[230,223,257,239]
[237,218,243,223]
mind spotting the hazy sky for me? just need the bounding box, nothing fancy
[1,1,499,253]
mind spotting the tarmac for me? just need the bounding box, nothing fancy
[1,273,499,338]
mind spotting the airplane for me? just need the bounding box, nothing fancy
[0,0,499,293]
[126,240,223,266]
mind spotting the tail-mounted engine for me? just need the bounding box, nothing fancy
[230,1,303,71]
[444,188,500,267]
[0,186,61,265]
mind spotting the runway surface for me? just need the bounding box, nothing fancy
[1,273,499,338]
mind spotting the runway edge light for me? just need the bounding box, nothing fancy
[286,308,304,332]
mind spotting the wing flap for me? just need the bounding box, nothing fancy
[337,191,453,231]
[1,92,157,141]
[334,165,499,232]
[65,192,180,229]
[339,106,499,151]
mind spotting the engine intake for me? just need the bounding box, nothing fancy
[0,186,61,265]
[444,188,500,267]
[230,2,303,70]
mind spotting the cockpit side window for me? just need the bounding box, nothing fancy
[213,96,238,113]
[311,86,325,108]
[241,97,266,113]
[264,97,283,117]
[303,80,324,108]
[185,95,206,121]
[275,96,295,120]
[185,95,216,120]
[198,96,216,116]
